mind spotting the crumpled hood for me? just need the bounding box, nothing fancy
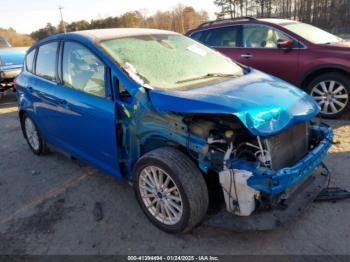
[0,47,27,66]
[148,69,319,136]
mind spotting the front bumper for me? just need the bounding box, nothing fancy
[204,165,329,231]
[233,124,333,195]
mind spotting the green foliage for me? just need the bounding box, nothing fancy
[30,6,209,41]
[0,28,33,47]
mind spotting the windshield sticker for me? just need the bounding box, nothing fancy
[186,45,207,57]
[124,62,145,85]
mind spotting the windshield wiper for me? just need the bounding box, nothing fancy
[176,73,239,84]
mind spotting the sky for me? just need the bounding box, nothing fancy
[0,0,218,34]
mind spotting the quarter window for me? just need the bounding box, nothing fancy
[26,49,36,73]
[203,26,241,47]
[63,42,106,98]
[191,31,204,42]
[243,25,286,48]
[36,42,58,81]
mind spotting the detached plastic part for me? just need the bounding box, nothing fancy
[204,166,329,231]
[315,187,350,202]
[219,169,259,216]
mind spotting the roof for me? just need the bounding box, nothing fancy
[190,17,299,33]
[259,18,298,25]
[68,28,179,42]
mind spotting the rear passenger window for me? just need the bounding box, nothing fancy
[191,31,204,42]
[36,42,58,81]
[26,49,36,73]
[62,42,106,98]
[203,26,241,47]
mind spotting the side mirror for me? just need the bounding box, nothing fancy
[277,38,294,49]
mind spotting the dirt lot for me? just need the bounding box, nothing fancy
[0,92,350,255]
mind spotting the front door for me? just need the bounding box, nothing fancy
[237,24,300,85]
[53,41,120,177]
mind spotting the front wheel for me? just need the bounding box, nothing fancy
[306,73,350,118]
[133,147,209,233]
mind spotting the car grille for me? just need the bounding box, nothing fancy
[264,122,310,171]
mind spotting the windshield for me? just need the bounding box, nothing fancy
[282,22,342,44]
[100,34,243,90]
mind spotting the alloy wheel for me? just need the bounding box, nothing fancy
[138,166,183,225]
[311,80,349,116]
[24,117,40,151]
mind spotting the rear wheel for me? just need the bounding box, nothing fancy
[22,114,48,155]
[306,73,350,118]
[133,147,209,233]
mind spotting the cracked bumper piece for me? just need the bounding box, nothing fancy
[204,166,329,231]
[241,124,333,195]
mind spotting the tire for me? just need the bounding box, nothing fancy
[21,113,48,155]
[305,72,350,118]
[133,147,209,233]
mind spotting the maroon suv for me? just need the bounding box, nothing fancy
[187,17,350,118]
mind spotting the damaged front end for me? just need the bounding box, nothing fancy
[146,70,334,227]
[182,111,333,221]
[218,123,333,218]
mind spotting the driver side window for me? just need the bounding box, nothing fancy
[62,42,106,97]
[243,25,285,48]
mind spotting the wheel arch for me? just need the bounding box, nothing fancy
[300,65,350,89]
[19,109,27,138]
[140,135,193,160]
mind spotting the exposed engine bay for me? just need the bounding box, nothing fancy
[186,114,310,172]
[184,114,327,217]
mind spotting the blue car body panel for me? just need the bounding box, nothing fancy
[0,47,26,69]
[149,69,319,136]
[16,31,332,197]
[0,47,27,87]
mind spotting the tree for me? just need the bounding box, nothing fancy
[119,11,144,27]
[0,27,34,47]
[215,0,235,19]
[28,1,350,41]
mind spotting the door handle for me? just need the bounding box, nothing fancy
[58,99,70,109]
[240,53,253,59]
[59,99,68,105]
[27,86,33,92]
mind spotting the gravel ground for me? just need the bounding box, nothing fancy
[0,92,350,255]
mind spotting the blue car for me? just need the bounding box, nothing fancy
[0,37,27,92]
[16,29,333,233]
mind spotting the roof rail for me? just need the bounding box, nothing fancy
[198,16,257,28]
[259,16,283,19]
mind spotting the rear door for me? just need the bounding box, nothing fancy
[53,41,120,177]
[238,24,300,84]
[30,41,62,141]
[193,25,243,62]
